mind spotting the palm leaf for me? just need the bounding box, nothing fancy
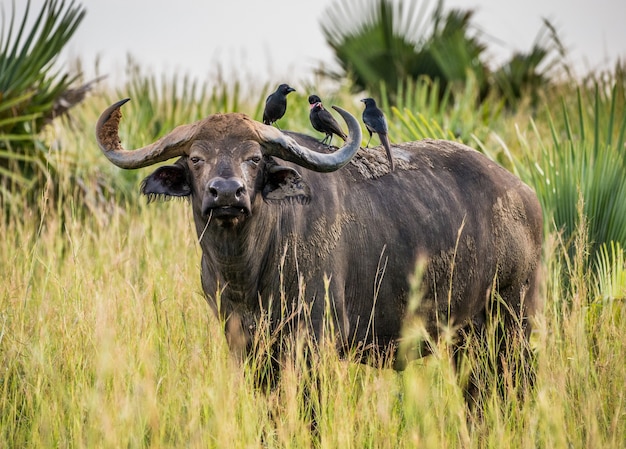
[0,0,85,132]
[517,79,626,274]
[0,0,85,208]
[593,241,626,302]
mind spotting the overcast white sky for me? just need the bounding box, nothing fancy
[7,0,626,88]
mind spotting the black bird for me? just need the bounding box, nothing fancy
[308,94,348,146]
[263,83,295,126]
[361,97,395,171]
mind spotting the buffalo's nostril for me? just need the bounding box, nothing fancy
[207,177,247,204]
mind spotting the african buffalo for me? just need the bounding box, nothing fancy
[96,99,543,395]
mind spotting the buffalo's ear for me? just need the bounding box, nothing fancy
[141,160,191,201]
[261,160,311,204]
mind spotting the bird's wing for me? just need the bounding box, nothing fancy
[373,109,388,133]
[320,110,346,137]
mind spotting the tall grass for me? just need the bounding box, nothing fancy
[387,73,507,144]
[1,179,625,448]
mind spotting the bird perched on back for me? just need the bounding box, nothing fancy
[308,94,348,146]
[263,83,295,126]
[361,97,394,171]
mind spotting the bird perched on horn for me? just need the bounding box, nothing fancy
[308,94,348,146]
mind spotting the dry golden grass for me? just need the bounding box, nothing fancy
[1,79,625,447]
[1,182,624,448]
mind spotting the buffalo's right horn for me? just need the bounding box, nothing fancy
[255,106,362,173]
[96,98,196,169]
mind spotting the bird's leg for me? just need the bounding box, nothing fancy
[365,132,372,148]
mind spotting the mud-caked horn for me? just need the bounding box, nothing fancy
[96,98,197,169]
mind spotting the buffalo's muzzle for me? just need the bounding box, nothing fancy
[202,177,250,219]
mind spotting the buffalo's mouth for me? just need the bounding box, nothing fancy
[208,206,250,220]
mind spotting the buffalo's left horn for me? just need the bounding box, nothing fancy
[255,106,362,173]
[96,98,196,169]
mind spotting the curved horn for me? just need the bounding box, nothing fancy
[256,106,362,173]
[96,98,197,169]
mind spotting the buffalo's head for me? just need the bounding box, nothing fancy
[96,99,361,228]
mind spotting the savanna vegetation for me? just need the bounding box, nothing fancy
[1,0,625,447]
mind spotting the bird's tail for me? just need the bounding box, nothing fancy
[380,133,395,171]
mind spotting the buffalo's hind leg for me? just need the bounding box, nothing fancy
[459,272,540,410]
[495,263,542,401]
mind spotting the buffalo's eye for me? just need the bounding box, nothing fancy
[246,156,261,165]
[190,156,203,165]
